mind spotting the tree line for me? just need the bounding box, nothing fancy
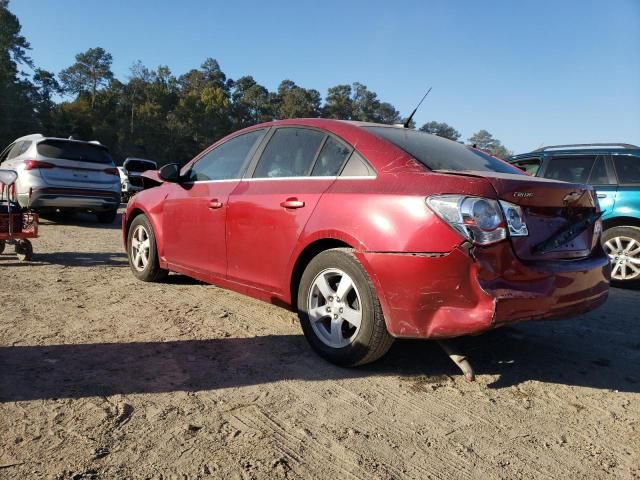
[0,0,512,164]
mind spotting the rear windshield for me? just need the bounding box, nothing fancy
[364,127,523,175]
[37,140,113,164]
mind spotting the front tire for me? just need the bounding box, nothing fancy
[127,214,168,282]
[297,248,394,366]
[603,226,640,288]
[15,239,33,261]
[0,240,5,254]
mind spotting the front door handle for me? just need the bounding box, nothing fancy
[280,198,305,209]
[596,193,607,199]
[208,199,223,209]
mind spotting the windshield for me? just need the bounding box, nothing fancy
[37,140,113,164]
[364,126,523,175]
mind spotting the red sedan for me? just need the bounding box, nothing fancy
[122,119,609,366]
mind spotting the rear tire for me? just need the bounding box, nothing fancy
[297,248,394,366]
[0,240,5,254]
[96,208,118,224]
[603,226,640,289]
[127,214,168,282]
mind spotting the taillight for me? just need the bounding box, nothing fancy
[427,195,506,245]
[104,167,119,176]
[24,160,55,170]
[498,200,529,237]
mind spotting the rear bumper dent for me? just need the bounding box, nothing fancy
[357,244,610,339]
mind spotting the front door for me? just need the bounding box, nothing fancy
[162,129,267,278]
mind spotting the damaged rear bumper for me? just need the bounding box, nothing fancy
[355,243,610,339]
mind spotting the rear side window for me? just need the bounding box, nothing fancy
[512,158,541,175]
[340,151,375,177]
[364,126,523,174]
[37,140,113,164]
[311,137,351,176]
[188,129,265,181]
[254,128,325,178]
[613,155,640,184]
[6,141,29,160]
[543,156,595,183]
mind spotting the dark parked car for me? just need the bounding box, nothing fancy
[509,144,640,287]
[122,119,609,366]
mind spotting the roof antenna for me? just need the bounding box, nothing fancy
[403,87,432,128]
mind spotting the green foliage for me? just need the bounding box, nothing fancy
[468,129,511,159]
[59,47,113,109]
[419,121,461,141]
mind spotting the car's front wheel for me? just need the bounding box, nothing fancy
[127,214,168,282]
[297,248,394,366]
[603,226,640,288]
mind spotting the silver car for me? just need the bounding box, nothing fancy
[0,134,121,223]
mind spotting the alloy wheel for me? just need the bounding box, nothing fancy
[307,268,363,348]
[604,236,640,281]
[130,224,151,271]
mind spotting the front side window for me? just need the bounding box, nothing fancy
[253,128,325,178]
[543,156,595,183]
[311,137,352,176]
[613,155,640,184]
[188,129,265,181]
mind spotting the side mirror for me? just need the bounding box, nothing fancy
[158,163,181,183]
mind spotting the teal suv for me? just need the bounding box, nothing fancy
[509,143,640,288]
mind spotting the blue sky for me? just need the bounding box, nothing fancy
[10,0,640,153]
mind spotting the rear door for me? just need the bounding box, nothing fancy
[226,127,351,294]
[35,139,118,190]
[162,129,266,278]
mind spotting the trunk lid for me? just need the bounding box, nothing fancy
[439,170,600,260]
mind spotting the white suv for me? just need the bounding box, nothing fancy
[0,134,121,223]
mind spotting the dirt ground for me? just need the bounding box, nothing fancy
[0,211,638,479]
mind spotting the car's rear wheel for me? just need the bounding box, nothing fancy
[603,226,640,288]
[297,248,394,366]
[127,214,168,282]
[96,208,118,224]
[0,240,5,254]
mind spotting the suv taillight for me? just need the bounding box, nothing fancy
[24,160,55,170]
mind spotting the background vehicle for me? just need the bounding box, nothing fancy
[0,134,121,223]
[509,144,640,287]
[119,158,157,202]
[123,119,609,367]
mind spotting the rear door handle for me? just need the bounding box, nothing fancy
[208,199,223,209]
[597,193,607,199]
[280,198,305,209]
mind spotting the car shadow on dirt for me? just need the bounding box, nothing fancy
[1,319,637,402]
[0,251,128,267]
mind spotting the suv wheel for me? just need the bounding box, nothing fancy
[297,248,394,366]
[603,226,640,288]
[96,208,118,224]
[127,214,168,282]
